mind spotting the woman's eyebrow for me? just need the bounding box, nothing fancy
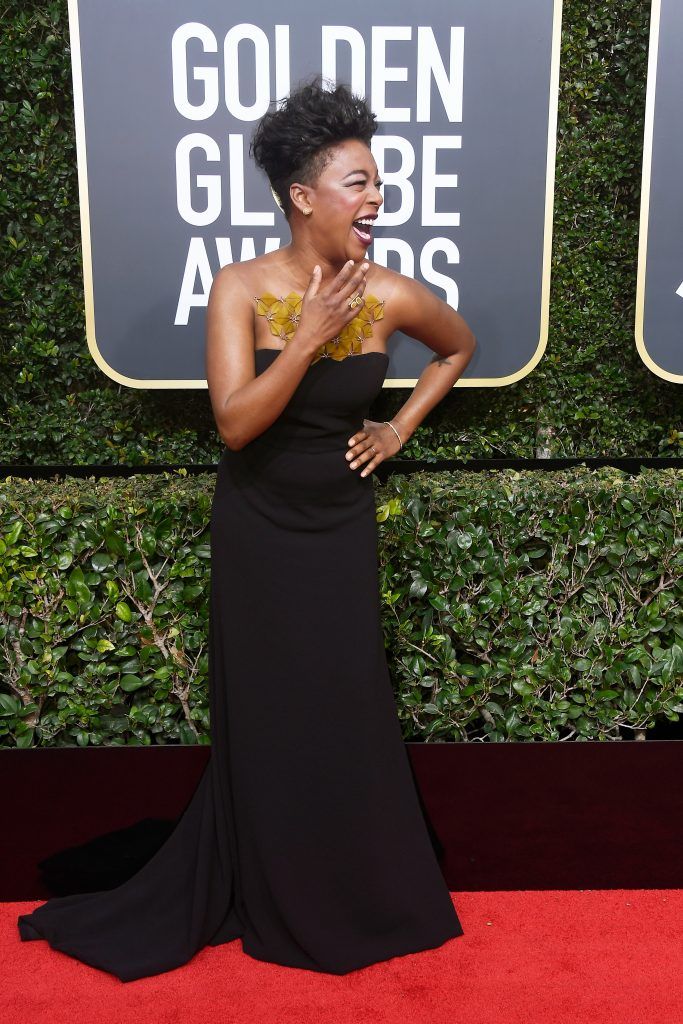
[342,169,381,179]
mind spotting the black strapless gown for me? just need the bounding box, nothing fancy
[17,348,463,981]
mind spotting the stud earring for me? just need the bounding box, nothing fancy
[303,208,312,216]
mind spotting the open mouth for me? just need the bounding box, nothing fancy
[351,217,375,247]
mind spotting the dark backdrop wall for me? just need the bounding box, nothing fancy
[1,0,681,465]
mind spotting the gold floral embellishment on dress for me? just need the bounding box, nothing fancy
[254,292,384,364]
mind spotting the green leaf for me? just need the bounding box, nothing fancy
[115,601,133,623]
[119,674,146,692]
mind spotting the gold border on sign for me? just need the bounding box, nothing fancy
[68,0,563,390]
[634,0,681,382]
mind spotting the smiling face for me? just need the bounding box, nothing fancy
[289,138,384,263]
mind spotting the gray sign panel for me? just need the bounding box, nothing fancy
[68,0,561,388]
[636,0,683,382]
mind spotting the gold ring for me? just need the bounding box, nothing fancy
[348,294,363,310]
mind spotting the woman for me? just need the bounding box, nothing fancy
[17,78,476,981]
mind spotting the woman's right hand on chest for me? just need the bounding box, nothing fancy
[294,260,369,354]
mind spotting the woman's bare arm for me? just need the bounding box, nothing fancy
[205,265,311,450]
[381,274,477,444]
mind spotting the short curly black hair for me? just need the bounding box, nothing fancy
[250,74,378,219]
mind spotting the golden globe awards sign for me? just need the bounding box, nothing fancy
[67,0,561,388]
[636,0,683,382]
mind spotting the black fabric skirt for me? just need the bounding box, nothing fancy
[18,350,463,980]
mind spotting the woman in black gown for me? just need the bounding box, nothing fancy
[18,79,477,981]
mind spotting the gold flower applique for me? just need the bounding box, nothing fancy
[254,292,384,364]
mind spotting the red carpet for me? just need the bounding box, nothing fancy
[2,890,681,1023]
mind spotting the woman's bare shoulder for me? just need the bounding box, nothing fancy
[212,250,284,300]
[366,262,415,294]
[365,263,415,315]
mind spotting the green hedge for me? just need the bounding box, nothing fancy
[2,2,682,748]
[2,0,682,464]
[2,467,681,748]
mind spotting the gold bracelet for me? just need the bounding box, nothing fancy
[383,420,403,449]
